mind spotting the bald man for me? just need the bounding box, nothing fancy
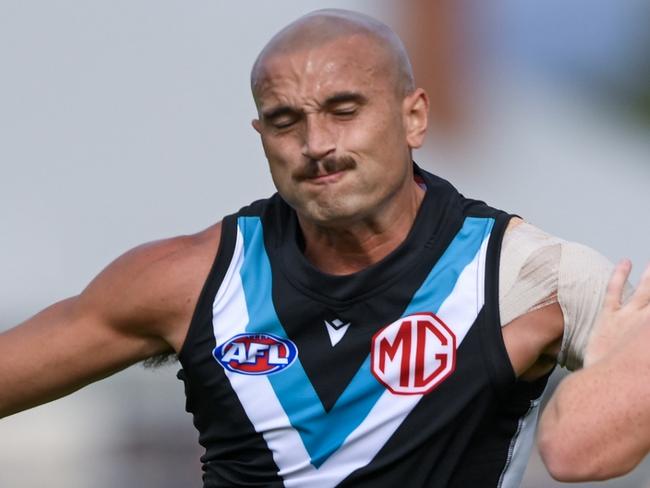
[0,9,639,487]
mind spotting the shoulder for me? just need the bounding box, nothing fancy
[500,219,612,298]
[78,222,223,352]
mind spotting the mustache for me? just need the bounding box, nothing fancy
[294,155,357,180]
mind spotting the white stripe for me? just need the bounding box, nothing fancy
[286,392,422,487]
[212,228,313,476]
[436,234,490,344]
[213,226,245,315]
[498,394,545,488]
[211,228,491,487]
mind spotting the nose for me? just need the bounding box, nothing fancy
[301,114,335,161]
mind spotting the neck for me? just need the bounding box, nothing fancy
[298,180,425,275]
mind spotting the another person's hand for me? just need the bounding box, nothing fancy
[585,259,650,367]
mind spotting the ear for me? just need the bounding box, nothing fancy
[402,88,429,149]
[252,118,262,134]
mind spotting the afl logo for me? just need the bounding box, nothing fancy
[214,333,298,376]
[371,313,456,395]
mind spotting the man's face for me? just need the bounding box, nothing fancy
[252,35,422,227]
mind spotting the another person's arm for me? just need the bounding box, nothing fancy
[538,260,650,481]
[0,225,219,419]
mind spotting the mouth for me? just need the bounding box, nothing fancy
[303,169,348,185]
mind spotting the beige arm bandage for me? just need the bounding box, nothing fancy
[498,222,630,370]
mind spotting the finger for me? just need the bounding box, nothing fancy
[604,259,632,310]
[630,261,650,308]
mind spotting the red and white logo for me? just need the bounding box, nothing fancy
[371,313,456,395]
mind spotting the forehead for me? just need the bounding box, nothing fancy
[254,36,393,108]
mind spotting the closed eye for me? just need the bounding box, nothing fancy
[262,106,301,130]
[272,116,298,129]
[325,92,367,118]
[332,106,358,117]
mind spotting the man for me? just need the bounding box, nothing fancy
[538,260,650,481]
[0,9,635,487]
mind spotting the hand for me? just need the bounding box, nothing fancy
[584,260,650,367]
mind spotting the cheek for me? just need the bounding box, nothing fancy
[350,102,405,146]
[261,136,294,173]
[342,115,406,165]
[262,131,305,160]
[261,136,302,197]
[260,135,282,164]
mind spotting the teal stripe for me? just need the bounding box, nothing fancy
[237,215,494,468]
[404,217,494,315]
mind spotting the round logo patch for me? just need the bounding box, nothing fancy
[213,333,298,375]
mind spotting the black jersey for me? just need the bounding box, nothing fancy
[177,167,549,487]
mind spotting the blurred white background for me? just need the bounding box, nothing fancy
[1,1,648,486]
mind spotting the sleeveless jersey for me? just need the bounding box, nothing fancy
[177,167,549,487]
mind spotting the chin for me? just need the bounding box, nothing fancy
[303,199,370,227]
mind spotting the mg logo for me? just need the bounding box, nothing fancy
[371,313,456,395]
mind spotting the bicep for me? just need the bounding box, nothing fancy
[0,235,190,417]
[0,225,220,419]
[0,294,169,418]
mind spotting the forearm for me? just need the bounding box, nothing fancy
[0,297,167,419]
[538,334,650,480]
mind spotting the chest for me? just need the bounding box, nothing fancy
[177,204,548,486]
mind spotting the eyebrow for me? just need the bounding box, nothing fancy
[261,91,369,121]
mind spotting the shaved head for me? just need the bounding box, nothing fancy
[251,9,415,104]
[249,9,429,230]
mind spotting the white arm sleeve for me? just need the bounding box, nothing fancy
[498,222,631,371]
[556,242,616,370]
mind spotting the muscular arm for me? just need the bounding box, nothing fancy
[537,261,650,481]
[0,224,220,418]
